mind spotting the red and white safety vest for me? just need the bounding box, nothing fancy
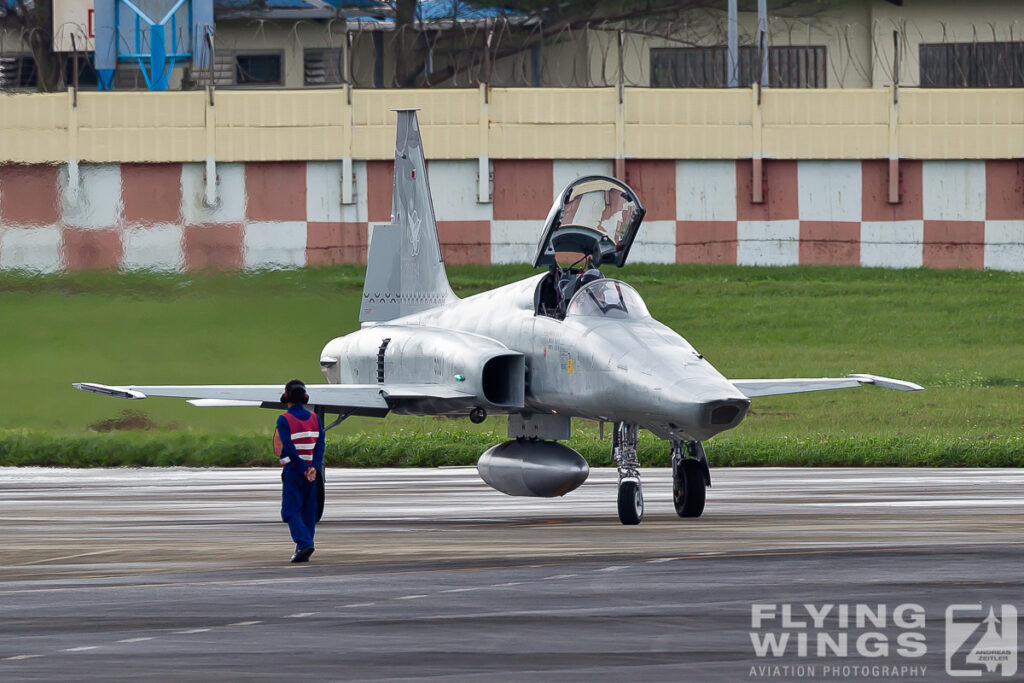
[274,412,320,466]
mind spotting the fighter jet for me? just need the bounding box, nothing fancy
[74,110,922,525]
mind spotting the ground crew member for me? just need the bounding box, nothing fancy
[274,379,325,563]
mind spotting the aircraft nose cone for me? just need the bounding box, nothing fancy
[668,378,750,437]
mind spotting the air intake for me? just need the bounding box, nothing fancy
[711,404,741,425]
[705,399,750,426]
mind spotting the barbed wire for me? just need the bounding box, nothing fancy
[3,17,1024,91]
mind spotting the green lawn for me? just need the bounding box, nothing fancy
[1,265,1022,466]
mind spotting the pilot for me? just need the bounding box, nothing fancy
[274,379,325,563]
[579,268,604,287]
[558,266,604,315]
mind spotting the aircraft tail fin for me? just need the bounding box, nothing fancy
[360,110,457,323]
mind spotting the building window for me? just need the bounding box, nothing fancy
[650,45,826,88]
[236,53,282,85]
[920,42,1024,87]
[304,48,344,86]
[0,55,39,89]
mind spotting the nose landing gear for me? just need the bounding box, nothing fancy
[613,422,642,525]
[671,440,709,518]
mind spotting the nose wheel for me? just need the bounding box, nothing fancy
[613,422,642,525]
[671,440,708,518]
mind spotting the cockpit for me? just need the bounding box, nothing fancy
[531,175,648,320]
[565,280,650,320]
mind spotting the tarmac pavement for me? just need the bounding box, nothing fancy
[1,467,1022,681]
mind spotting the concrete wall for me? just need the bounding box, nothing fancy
[2,87,1023,164]
[1,83,1020,273]
[1,158,1021,272]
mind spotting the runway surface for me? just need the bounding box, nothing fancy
[1,467,1022,680]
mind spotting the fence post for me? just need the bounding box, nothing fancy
[67,89,80,204]
[751,83,764,204]
[478,82,490,203]
[204,86,217,207]
[614,31,626,180]
[341,84,354,205]
[888,31,901,204]
[888,83,900,204]
[615,86,626,181]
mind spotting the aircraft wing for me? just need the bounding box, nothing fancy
[72,382,474,415]
[729,374,923,398]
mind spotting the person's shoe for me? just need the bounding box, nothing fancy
[290,546,315,563]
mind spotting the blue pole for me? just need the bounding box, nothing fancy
[94,0,117,90]
[151,23,168,90]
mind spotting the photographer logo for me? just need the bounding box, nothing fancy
[945,605,1017,678]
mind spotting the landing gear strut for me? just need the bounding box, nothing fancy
[613,422,642,525]
[671,440,709,518]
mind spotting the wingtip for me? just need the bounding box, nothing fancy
[72,382,147,400]
[848,374,924,392]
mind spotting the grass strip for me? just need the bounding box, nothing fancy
[3,431,1022,469]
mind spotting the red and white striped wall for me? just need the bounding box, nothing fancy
[0,159,1021,271]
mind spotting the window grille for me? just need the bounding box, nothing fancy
[920,42,1024,87]
[304,48,345,86]
[0,55,38,89]
[650,45,826,88]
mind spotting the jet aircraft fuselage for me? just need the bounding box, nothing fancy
[321,273,750,443]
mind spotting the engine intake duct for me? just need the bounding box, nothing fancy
[481,354,526,407]
[477,440,589,498]
[705,398,750,427]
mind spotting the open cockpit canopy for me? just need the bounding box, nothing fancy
[532,176,646,268]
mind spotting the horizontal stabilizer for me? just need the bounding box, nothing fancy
[730,374,923,398]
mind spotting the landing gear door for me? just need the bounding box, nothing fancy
[533,176,646,269]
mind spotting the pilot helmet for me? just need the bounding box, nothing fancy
[579,268,605,286]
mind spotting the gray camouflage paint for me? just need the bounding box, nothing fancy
[322,110,750,443]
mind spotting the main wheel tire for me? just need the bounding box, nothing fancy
[617,480,643,525]
[316,467,326,523]
[673,458,706,518]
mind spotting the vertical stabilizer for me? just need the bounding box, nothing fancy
[360,110,458,323]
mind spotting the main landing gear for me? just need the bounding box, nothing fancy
[613,423,642,525]
[671,440,709,518]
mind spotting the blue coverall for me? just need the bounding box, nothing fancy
[277,405,325,551]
